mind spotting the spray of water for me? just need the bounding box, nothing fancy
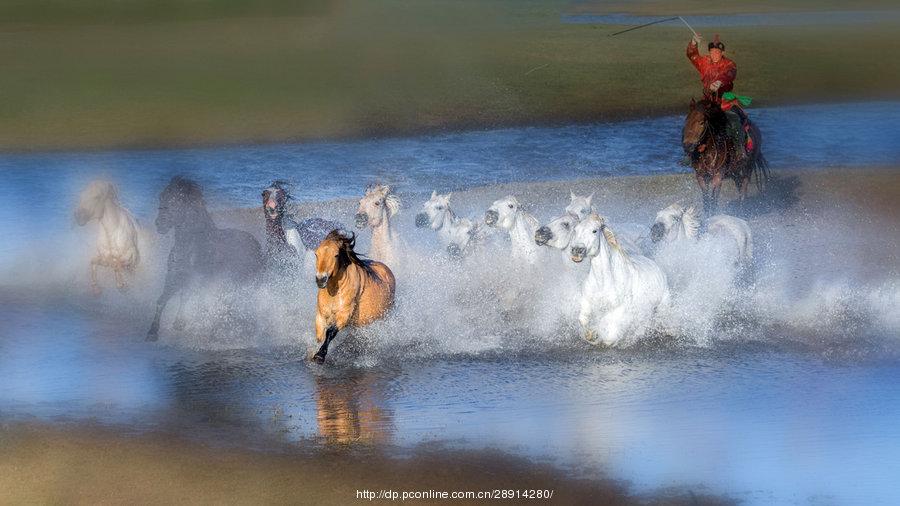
[2,180,897,364]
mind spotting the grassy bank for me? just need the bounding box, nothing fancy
[0,0,898,151]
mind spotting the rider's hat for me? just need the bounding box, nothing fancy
[708,34,725,51]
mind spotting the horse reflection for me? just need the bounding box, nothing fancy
[314,373,392,445]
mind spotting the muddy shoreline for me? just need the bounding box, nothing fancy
[0,423,730,505]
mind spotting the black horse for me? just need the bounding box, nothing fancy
[147,176,263,341]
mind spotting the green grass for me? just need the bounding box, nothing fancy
[0,0,898,150]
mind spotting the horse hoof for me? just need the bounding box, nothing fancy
[581,332,604,347]
[311,353,326,364]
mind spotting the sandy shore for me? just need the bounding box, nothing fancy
[0,424,730,505]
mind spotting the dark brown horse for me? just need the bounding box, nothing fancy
[683,98,768,214]
[147,176,263,341]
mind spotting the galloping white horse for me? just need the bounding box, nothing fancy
[74,180,142,294]
[355,184,402,266]
[569,215,669,346]
[650,203,753,266]
[484,196,541,262]
[416,191,487,257]
[534,192,595,253]
[445,217,485,257]
[536,192,642,256]
[416,191,458,244]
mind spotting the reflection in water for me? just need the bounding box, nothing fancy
[315,372,392,446]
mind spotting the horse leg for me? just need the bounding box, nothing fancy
[147,266,184,341]
[90,257,102,295]
[114,259,128,292]
[313,325,339,364]
[709,172,724,215]
[739,172,752,212]
[172,292,187,331]
[578,297,597,344]
[147,296,168,341]
[596,305,628,347]
[694,172,711,216]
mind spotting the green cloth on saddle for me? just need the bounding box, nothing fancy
[722,92,752,106]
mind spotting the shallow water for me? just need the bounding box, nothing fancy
[1,104,900,504]
[3,296,900,504]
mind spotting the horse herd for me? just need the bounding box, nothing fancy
[74,176,753,362]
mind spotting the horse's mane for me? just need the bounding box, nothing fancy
[325,229,379,279]
[660,202,701,239]
[681,205,702,239]
[91,180,120,204]
[160,176,214,229]
[697,98,728,131]
[590,214,628,259]
[163,176,204,202]
[264,180,293,201]
[366,184,401,217]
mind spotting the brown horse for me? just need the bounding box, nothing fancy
[683,98,768,214]
[312,230,395,363]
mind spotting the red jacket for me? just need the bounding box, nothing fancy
[686,41,736,103]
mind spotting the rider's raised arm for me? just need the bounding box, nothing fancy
[686,39,703,72]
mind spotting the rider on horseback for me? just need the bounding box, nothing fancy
[687,33,753,160]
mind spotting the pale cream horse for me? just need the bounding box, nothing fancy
[355,184,402,265]
[74,180,141,294]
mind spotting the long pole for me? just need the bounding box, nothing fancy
[608,17,678,37]
[678,16,699,38]
[608,16,699,38]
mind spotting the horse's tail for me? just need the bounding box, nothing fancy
[752,151,770,194]
[748,122,769,194]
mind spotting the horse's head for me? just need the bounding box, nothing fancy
[485,196,521,230]
[75,180,118,226]
[416,190,452,229]
[156,176,204,234]
[356,184,401,229]
[446,218,480,258]
[535,213,580,250]
[565,191,594,222]
[315,229,355,288]
[262,181,291,220]
[651,203,700,243]
[570,214,620,263]
[683,98,711,154]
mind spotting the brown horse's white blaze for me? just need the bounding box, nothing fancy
[312,230,395,363]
